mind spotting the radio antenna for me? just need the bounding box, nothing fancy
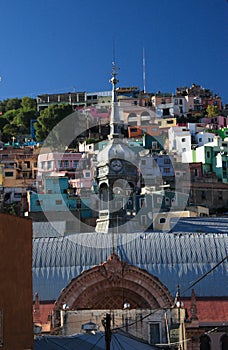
[143,47,146,93]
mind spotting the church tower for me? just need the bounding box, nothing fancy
[95,63,139,234]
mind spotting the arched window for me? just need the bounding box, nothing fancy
[200,334,211,350]
[140,111,151,125]
[128,113,137,126]
[221,334,228,350]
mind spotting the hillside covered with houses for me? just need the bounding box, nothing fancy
[0,83,227,218]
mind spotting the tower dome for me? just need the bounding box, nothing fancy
[97,138,137,166]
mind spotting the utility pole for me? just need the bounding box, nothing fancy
[103,313,112,350]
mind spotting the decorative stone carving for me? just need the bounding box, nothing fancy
[99,253,127,284]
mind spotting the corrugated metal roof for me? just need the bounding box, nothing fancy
[33,230,228,300]
[170,217,228,233]
[34,331,156,350]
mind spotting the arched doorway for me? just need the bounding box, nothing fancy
[200,334,211,350]
[221,334,228,350]
[54,253,173,311]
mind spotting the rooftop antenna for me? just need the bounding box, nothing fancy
[143,47,146,93]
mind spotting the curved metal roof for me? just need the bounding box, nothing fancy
[33,230,228,301]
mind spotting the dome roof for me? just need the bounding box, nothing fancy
[97,138,137,165]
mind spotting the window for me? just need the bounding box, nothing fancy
[85,171,91,178]
[206,151,210,158]
[47,161,52,169]
[181,138,186,142]
[218,191,223,200]
[199,138,202,142]
[140,198,147,208]
[73,160,78,168]
[4,171,14,177]
[56,199,62,205]
[152,141,157,149]
[201,191,206,200]
[157,197,162,204]
[164,157,171,164]
[159,217,166,224]
[36,200,42,206]
[141,215,147,226]
[141,160,146,166]
[64,160,69,168]
[127,199,133,206]
[149,323,160,345]
[164,168,170,174]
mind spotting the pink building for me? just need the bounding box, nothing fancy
[200,115,228,130]
[37,152,83,180]
[37,151,96,195]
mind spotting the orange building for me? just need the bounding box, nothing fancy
[0,213,33,350]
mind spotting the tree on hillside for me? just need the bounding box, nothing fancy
[1,106,37,142]
[35,104,74,142]
[21,96,36,111]
[2,109,19,123]
[5,97,21,111]
[2,123,19,141]
[206,105,220,118]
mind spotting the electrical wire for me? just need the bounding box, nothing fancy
[181,255,228,295]
[113,332,143,350]
[112,254,228,332]
[87,333,104,350]
[112,333,127,350]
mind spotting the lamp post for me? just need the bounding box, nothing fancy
[102,313,111,350]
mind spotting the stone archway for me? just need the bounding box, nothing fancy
[54,253,173,311]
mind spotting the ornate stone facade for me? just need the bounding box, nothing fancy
[54,253,173,312]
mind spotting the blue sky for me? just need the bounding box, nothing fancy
[0,0,227,103]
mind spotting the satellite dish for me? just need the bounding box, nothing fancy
[139,149,149,156]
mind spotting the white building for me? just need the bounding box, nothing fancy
[195,131,215,147]
[168,126,191,160]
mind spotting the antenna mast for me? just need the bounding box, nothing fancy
[143,48,146,93]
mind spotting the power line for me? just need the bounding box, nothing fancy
[112,255,228,332]
[182,255,228,295]
[87,333,104,350]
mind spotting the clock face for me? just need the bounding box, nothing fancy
[110,159,123,172]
